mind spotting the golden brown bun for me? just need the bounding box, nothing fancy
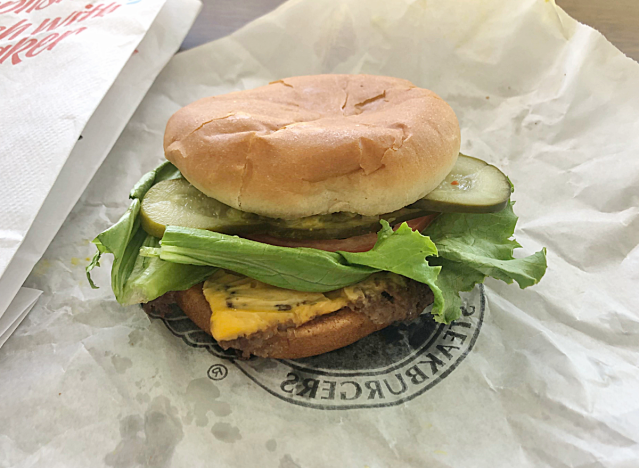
[175,284,393,359]
[164,74,460,219]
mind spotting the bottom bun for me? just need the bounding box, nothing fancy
[168,281,433,359]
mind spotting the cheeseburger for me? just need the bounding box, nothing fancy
[88,75,546,359]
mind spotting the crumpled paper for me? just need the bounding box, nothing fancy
[2,0,638,466]
[0,0,201,340]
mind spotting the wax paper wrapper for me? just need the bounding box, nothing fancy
[0,0,202,339]
[2,0,639,466]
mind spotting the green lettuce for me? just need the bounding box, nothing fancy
[141,219,444,311]
[87,162,215,305]
[424,203,547,322]
[339,221,444,316]
[140,226,375,292]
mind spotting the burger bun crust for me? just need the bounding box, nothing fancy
[164,74,460,219]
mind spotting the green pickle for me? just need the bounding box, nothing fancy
[140,154,511,239]
[140,179,431,239]
[140,179,266,238]
[410,154,511,213]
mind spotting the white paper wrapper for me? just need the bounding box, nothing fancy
[0,0,169,327]
[2,0,639,466]
[0,0,201,337]
[0,0,167,278]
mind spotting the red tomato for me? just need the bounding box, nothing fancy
[246,215,437,253]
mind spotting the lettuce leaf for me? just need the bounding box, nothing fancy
[86,162,215,304]
[339,221,444,317]
[424,203,547,322]
[86,198,144,298]
[119,235,215,305]
[428,258,486,323]
[145,220,444,311]
[147,225,376,292]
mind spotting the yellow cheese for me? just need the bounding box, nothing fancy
[202,270,406,342]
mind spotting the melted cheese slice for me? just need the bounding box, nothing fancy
[202,270,405,342]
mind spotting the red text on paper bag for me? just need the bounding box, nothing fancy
[0,2,123,66]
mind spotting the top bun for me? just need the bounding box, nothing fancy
[164,74,460,219]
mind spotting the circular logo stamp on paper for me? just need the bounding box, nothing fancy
[146,286,485,410]
[207,364,228,381]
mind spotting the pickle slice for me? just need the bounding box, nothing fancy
[411,154,511,213]
[140,179,434,239]
[140,179,266,238]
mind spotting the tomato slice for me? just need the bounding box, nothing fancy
[246,215,437,253]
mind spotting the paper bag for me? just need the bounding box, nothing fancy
[0,0,200,341]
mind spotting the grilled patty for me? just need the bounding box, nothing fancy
[142,279,434,358]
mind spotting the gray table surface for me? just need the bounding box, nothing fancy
[181,0,287,50]
[182,0,639,61]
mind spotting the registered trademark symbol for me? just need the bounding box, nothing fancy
[208,364,228,381]
[461,305,475,316]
